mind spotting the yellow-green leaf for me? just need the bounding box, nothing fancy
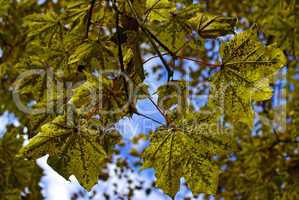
[24,11,62,41]
[142,111,231,197]
[187,13,237,38]
[19,115,120,190]
[145,0,176,22]
[209,28,287,127]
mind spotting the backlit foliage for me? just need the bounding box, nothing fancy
[0,0,298,199]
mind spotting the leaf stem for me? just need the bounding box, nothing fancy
[143,53,222,68]
[181,56,222,67]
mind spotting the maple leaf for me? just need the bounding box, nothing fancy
[142,111,231,197]
[19,115,121,190]
[209,28,286,127]
[187,12,237,38]
[24,11,63,42]
[69,72,131,126]
[145,0,176,22]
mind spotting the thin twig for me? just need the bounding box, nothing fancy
[135,111,166,126]
[143,53,168,64]
[181,56,222,67]
[147,96,168,125]
[143,53,222,68]
[85,0,96,38]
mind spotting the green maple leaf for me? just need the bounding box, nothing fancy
[69,72,130,126]
[68,42,98,65]
[145,0,176,22]
[19,115,120,190]
[68,39,115,67]
[65,0,90,22]
[187,12,237,38]
[24,11,63,42]
[142,111,231,197]
[209,28,286,127]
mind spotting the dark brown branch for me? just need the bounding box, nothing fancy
[125,0,221,82]
[85,0,96,38]
[112,0,129,99]
[147,38,173,81]
[143,53,168,64]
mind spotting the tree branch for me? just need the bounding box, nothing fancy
[125,0,221,81]
[85,0,96,38]
[112,0,129,99]
[144,28,175,57]
[135,111,166,126]
[124,0,173,81]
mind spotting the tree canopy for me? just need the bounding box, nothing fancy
[0,0,298,199]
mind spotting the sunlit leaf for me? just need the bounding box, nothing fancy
[209,28,286,126]
[187,13,237,38]
[142,111,231,197]
[19,115,120,190]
